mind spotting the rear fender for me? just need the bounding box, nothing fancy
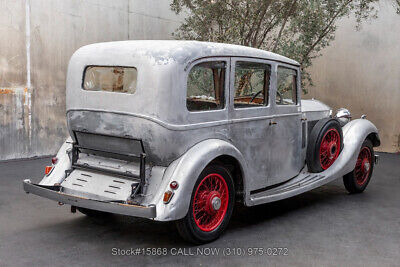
[152,139,247,221]
[39,137,72,186]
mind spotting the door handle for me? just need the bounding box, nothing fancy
[269,120,277,126]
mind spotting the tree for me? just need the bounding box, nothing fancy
[171,0,380,93]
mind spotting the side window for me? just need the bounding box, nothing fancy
[187,61,226,112]
[234,61,271,108]
[276,66,297,105]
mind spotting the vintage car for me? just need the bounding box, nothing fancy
[23,40,380,243]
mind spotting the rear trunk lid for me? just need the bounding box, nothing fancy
[65,128,147,200]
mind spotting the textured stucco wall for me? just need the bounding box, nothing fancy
[1,0,399,161]
[306,1,400,153]
[0,0,184,160]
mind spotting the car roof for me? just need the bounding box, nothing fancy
[75,40,300,67]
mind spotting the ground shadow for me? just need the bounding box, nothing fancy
[41,183,348,247]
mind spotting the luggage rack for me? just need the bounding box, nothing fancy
[69,131,147,197]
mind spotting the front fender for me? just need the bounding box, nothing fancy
[152,139,248,221]
[334,118,379,176]
[245,118,380,206]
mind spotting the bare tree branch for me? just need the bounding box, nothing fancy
[272,0,297,52]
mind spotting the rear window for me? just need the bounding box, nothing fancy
[83,66,137,94]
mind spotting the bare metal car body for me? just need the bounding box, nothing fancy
[23,40,380,222]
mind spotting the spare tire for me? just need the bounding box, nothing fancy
[306,118,343,173]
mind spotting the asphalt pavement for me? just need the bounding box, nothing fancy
[0,153,399,266]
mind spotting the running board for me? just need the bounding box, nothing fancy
[249,171,332,206]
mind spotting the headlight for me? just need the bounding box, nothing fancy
[335,108,351,126]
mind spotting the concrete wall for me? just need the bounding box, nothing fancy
[1,0,399,160]
[0,0,184,160]
[306,0,400,153]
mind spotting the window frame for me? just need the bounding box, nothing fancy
[232,60,272,110]
[81,65,138,95]
[185,58,229,114]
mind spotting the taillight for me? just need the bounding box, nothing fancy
[45,157,58,175]
[170,181,179,190]
[163,190,174,204]
[45,166,53,175]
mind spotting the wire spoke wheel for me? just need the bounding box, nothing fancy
[343,139,374,194]
[192,173,229,232]
[354,147,372,186]
[176,165,234,244]
[319,128,341,170]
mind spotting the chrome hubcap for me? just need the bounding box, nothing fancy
[211,196,221,211]
[363,161,370,173]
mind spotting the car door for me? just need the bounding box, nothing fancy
[228,59,303,192]
[265,63,303,186]
[228,58,275,191]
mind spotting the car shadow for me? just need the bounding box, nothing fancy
[229,183,346,229]
[45,183,347,247]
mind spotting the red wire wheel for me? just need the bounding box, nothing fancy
[319,128,341,170]
[192,173,229,232]
[354,147,372,186]
[176,165,234,244]
[343,139,374,193]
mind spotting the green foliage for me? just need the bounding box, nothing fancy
[171,0,379,93]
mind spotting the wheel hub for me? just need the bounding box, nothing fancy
[328,143,337,159]
[203,191,221,213]
[362,158,370,173]
[211,196,221,211]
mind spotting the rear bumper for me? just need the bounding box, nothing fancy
[23,179,156,219]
